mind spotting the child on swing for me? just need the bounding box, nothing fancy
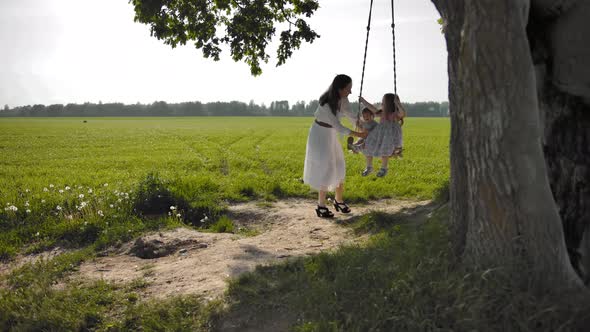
[356,93,405,177]
[347,107,378,152]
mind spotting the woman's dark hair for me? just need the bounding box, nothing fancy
[319,74,352,115]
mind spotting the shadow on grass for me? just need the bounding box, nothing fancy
[337,199,444,236]
[215,201,590,332]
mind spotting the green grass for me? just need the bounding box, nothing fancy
[220,205,589,331]
[0,117,449,259]
[0,116,457,330]
[2,204,586,331]
[0,117,449,202]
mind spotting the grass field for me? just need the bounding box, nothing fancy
[1,117,584,331]
[0,117,449,203]
[0,117,450,259]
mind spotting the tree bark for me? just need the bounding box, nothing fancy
[528,0,590,283]
[432,0,584,290]
[431,0,467,262]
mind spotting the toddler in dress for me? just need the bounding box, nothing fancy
[347,107,378,153]
[357,93,405,177]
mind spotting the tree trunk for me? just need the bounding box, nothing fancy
[527,0,590,284]
[432,0,584,290]
[431,0,468,262]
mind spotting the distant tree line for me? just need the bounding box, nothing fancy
[1,100,449,117]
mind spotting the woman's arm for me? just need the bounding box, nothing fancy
[359,96,379,114]
[316,104,367,138]
[339,98,359,126]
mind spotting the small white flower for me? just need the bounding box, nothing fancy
[56,205,62,211]
[97,210,104,217]
[78,186,83,189]
[9,205,17,212]
[117,198,122,203]
[49,184,54,188]
[25,189,30,193]
[79,194,84,199]
[41,199,46,203]
[65,186,71,190]
[35,232,40,236]
[59,189,64,194]
[80,201,88,208]
[88,188,93,194]
[170,206,176,211]
[109,204,114,208]
[43,187,49,192]
[26,209,31,213]
[103,183,108,187]
[168,212,171,216]
[25,201,30,207]
[114,190,119,195]
[84,221,88,225]
[176,213,181,218]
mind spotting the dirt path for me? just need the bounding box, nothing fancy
[74,198,429,300]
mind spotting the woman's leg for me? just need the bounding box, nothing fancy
[318,190,327,207]
[335,183,344,203]
[334,183,351,213]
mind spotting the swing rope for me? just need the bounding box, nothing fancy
[357,0,397,123]
[358,0,375,112]
[390,0,397,95]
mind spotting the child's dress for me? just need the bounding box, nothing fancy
[303,98,357,191]
[354,119,378,146]
[362,111,402,157]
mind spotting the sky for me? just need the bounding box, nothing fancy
[0,0,448,108]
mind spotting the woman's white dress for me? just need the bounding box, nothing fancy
[303,98,357,191]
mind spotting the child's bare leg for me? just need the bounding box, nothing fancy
[362,155,373,176]
[366,155,373,169]
[381,156,389,169]
[377,156,389,177]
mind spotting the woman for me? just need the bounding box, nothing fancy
[303,74,367,218]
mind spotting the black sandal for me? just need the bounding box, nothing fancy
[333,201,351,214]
[315,205,334,218]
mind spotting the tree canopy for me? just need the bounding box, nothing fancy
[131,0,320,75]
